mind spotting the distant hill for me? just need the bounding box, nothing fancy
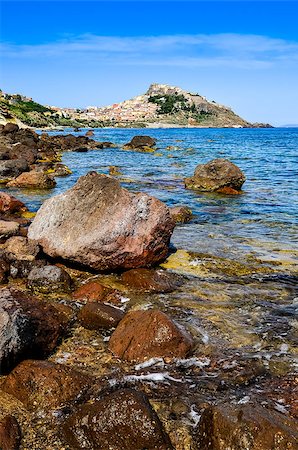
[0,84,272,128]
[93,83,255,128]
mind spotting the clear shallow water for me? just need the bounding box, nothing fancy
[8,127,298,265]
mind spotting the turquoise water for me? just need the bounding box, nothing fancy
[8,127,298,266]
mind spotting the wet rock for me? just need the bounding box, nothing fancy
[0,220,20,238]
[27,265,72,293]
[0,288,69,373]
[196,402,298,450]
[0,159,29,180]
[8,143,38,165]
[61,388,173,450]
[3,123,19,134]
[109,309,193,362]
[78,303,124,330]
[85,130,94,137]
[124,135,156,150]
[72,280,123,305]
[9,259,46,279]
[0,415,21,450]
[121,268,182,293]
[3,236,39,261]
[7,170,56,189]
[2,359,92,411]
[170,206,193,224]
[28,173,174,271]
[0,192,27,214]
[185,158,246,192]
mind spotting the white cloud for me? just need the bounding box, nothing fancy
[1,33,298,69]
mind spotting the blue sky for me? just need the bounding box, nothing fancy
[1,1,298,125]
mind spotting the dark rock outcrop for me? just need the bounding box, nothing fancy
[0,159,29,180]
[2,359,92,411]
[185,158,246,193]
[109,309,193,362]
[28,173,175,271]
[0,288,69,373]
[61,388,173,450]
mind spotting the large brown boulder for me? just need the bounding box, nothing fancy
[28,173,174,271]
[109,309,193,362]
[196,402,298,450]
[0,288,69,373]
[61,388,173,449]
[7,170,56,189]
[185,158,246,192]
[8,144,38,165]
[2,359,92,411]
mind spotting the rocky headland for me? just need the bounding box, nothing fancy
[1,84,273,129]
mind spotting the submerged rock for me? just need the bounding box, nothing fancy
[185,158,246,193]
[196,402,298,450]
[78,303,124,330]
[0,415,21,450]
[2,359,92,411]
[27,265,72,293]
[109,309,193,362]
[121,268,182,293]
[0,288,69,373]
[72,280,123,305]
[170,206,193,224]
[7,170,56,189]
[28,173,175,271]
[61,388,173,450]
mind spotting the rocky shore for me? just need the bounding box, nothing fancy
[0,129,297,450]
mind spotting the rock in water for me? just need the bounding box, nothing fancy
[196,402,298,449]
[28,173,174,271]
[185,158,246,192]
[61,388,173,450]
[2,359,92,411]
[109,309,193,361]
